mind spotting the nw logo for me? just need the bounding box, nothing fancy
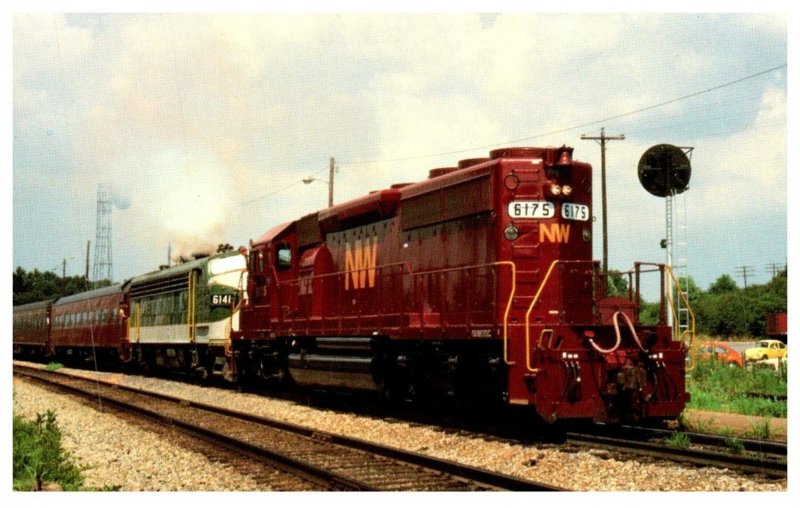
[345,237,378,290]
[540,223,570,243]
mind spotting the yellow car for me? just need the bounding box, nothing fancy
[744,339,787,362]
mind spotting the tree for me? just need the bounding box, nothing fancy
[12,267,88,306]
[605,271,629,297]
[708,274,737,294]
[692,270,787,338]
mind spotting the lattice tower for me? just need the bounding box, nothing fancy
[92,183,113,283]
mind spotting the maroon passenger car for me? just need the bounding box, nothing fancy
[50,283,130,364]
[233,146,689,424]
[12,299,53,358]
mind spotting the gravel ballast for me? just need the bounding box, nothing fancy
[11,363,787,492]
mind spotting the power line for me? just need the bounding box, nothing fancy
[339,64,786,167]
[238,64,785,207]
[765,262,786,278]
[240,179,305,206]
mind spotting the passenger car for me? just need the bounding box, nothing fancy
[744,339,787,362]
[698,341,743,368]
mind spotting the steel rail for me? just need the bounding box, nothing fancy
[565,430,786,478]
[14,364,563,491]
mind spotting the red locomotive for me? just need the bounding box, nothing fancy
[232,146,689,423]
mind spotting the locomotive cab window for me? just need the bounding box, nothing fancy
[276,243,292,271]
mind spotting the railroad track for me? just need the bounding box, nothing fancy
[287,384,788,479]
[13,364,562,491]
[564,426,786,478]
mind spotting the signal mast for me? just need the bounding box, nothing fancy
[637,144,693,337]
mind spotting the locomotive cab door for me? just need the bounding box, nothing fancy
[298,245,335,320]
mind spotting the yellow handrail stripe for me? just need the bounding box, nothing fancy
[664,265,696,344]
[133,303,141,343]
[494,261,517,366]
[187,271,197,343]
[524,260,562,372]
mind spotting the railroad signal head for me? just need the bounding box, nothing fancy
[637,144,692,197]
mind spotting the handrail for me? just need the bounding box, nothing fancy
[636,262,697,371]
[272,260,513,336]
[260,258,514,369]
[225,301,241,357]
[524,260,560,372]
[187,271,197,343]
[664,264,696,346]
[275,261,414,287]
[132,303,141,344]
[524,260,597,372]
[494,261,517,366]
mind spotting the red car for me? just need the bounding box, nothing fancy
[698,341,744,368]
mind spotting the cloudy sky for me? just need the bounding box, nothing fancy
[9,8,791,295]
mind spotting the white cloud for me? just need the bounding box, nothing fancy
[689,85,786,217]
[12,12,787,285]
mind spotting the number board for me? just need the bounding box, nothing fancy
[507,201,555,219]
[507,201,589,221]
[210,294,236,308]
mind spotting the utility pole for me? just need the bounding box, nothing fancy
[735,265,755,288]
[303,157,336,208]
[85,240,91,290]
[765,262,785,279]
[328,157,335,207]
[581,127,625,272]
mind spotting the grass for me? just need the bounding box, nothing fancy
[666,431,691,449]
[724,436,745,455]
[745,417,773,440]
[13,410,85,491]
[686,356,787,418]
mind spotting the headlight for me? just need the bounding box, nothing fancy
[562,184,573,196]
[550,184,561,196]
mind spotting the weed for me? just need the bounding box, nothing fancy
[724,437,745,455]
[683,414,716,434]
[716,426,736,437]
[46,362,64,371]
[13,410,84,491]
[745,417,773,440]
[687,356,787,418]
[667,431,691,449]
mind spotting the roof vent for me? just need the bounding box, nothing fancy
[489,147,545,159]
[457,157,491,169]
[428,167,458,178]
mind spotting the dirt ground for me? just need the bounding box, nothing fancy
[682,409,787,441]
